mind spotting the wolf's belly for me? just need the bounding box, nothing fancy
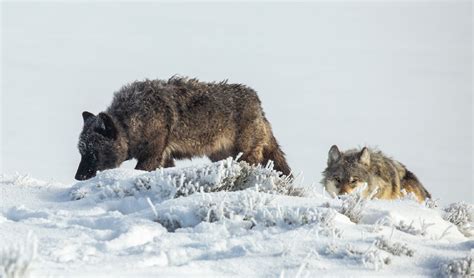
[166,127,236,159]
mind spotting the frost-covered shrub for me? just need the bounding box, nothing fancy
[374,237,414,257]
[370,216,393,233]
[361,247,391,271]
[195,191,272,225]
[70,157,299,201]
[323,243,340,256]
[439,254,473,278]
[370,215,435,238]
[424,198,439,209]
[309,209,343,238]
[443,202,473,237]
[0,233,37,278]
[339,184,376,223]
[155,190,341,235]
[327,243,390,270]
[195,192,341,233]
[395,219,434,237]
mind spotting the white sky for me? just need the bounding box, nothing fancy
[1,2,472,204]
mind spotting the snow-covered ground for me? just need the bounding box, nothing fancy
[1,160,472,277]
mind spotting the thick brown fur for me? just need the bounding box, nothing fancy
[75,77,290,180]
[321,145,431,203]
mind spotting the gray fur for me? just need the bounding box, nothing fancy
[321,145,431,202]
[75,77,291,180]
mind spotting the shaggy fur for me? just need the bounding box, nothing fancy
[75,77,291,180]
[321,145,431,203]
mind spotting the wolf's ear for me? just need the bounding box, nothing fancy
[96,112,118,140]
[328,145,341,165]
[82,111,95,123]
[359,147,370,166]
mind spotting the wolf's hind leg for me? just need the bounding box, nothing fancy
[236,119,266,167]
[240,145,265,167]
[262,141,291,176]
[238,117,291,175]
[164,157,175,168]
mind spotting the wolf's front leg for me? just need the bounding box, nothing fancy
[135,133,170,171]
[135,156,163,171]
[136,155,174,171]
[135,148,166,171]
[135,148,176,171]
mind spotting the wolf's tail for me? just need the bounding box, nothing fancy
[262,119,291,176]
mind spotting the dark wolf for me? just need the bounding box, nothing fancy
[75,77,291,180]
[321,145,431,203]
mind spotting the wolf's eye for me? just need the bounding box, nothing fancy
[333,176,341,183]
[351,177,359,183]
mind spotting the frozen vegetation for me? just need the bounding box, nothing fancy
[0,158,472,277]
[0,233,36,278]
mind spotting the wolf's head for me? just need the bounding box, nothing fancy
[75,111,124,180]
[322,145,372,196]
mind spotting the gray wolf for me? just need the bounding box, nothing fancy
[75,77,290,180]
[321,145,431,202]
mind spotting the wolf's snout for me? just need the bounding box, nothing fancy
[75,159,96,181]
[75,173,85,181]
[75,170,95,181]
[339,185,353,195]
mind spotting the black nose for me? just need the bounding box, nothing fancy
[75,173,87,181]
[75,172,95,181]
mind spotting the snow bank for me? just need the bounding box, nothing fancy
[0,160,472,277]
[70,157,299,202]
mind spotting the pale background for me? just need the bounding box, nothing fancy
[1,2,472,204]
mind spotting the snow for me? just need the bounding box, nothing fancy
[1,161,472,277]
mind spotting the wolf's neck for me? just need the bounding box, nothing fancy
[108,112,130,162]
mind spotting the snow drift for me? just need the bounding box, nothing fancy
[0,158,472,277]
